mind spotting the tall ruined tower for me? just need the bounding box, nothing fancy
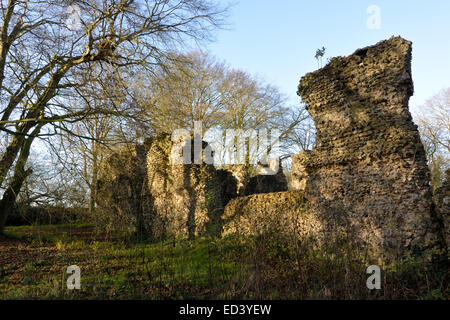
[292,37,446,260]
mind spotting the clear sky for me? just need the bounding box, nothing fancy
[206,0,450,114]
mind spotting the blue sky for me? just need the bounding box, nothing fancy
[206,0,450,114]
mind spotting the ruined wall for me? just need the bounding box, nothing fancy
[99,38,446,261]
[97,135,229,238]
[222,37,446,262]
[242,165,288,196]
[219,163,288,197]
[222,191,320,240]
[436,169,450,249]
[223,165,249,196]
[291,36,445,260]
[97,134,291,239]
[97,142,151,234]
[146,134,228,239]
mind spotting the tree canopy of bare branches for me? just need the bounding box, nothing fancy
[133,51,313,168]
[415,88,450,192]
[0,0,230,233]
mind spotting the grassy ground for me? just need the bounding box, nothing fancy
[0,224,448,299]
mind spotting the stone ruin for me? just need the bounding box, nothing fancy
[224,37,447,262]
[96,141,150,234]
[97,133,288,239]
[145,134,225,239]
[436,169,450,248]
[242,165,288,196]
[98,36,447,262]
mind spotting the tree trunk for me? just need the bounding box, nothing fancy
[0,202,7,235]
[0,130,28,188]
[0,168,32,234]
[0,125,41,234]
[89,140,99,215]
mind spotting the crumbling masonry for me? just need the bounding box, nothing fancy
[436,169,450,248]
[224,37,447,261]
[97,133,288,239]
[98,37,447,262]
[145,134,225,239]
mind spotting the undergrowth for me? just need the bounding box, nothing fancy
[0,224,448,299]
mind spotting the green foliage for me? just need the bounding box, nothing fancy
[315,46,326,68]
[0,224,447,299]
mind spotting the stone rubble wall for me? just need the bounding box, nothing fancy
[146,134,226,239]
[290,36,446,260]
[435,169,450,249]
[98,134,289,239]
[223,164,249,196]
[242,166,288,196]
[98,37,446,263]
[222,191,321,241]
[223,37,446,263]
[96,142,151,234]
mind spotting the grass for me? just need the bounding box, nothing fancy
[0,224,448,300]
[1,225,244,299]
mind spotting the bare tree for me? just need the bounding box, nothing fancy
[275,104,315,156]
[134,51,227,132]
[415,87,450,192]
[134,51,309,169]
[0,0,229,233]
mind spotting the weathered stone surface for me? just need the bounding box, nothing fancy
[146,134,225,239]
[99,37,446,264]
[436,169,450,249]
[223,165,249,196]
[222,191,321,240]
[291,36,445,260]
[223,37,446,263]
[97,133,292,239]
[97,134,229,238]
[290,153,309,191]
[97,142,151,234]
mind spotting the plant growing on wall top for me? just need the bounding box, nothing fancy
[315,47,326,68]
